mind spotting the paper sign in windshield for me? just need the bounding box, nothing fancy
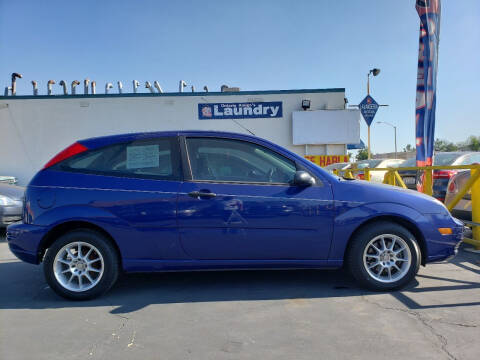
[126,145,159,169]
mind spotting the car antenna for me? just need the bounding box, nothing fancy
[200,96,255,135]
[231,119,255,136]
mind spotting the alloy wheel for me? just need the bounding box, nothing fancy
[53,241,105,292]
[362,234,412,283]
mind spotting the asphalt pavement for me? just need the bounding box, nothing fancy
[1,231,479,360]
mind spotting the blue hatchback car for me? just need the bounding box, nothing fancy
[7,131,463,300]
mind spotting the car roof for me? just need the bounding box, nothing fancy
[381,158,404,162]
[357,159,384,163]
[78,130,263,149]
[324,162,349,168]
[436,152,472,156]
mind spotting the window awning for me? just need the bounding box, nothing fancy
[347,139,365,150]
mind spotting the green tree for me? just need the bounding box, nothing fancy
[403,144,413,152]
[356,148,369,161]
[465,136,480,151]
[434,139,458,152]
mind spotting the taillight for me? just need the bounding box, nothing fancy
[433,170,457,179]
[43,142,88,169]
[447,179,457,194]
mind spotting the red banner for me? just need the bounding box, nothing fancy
[304,155,349,167]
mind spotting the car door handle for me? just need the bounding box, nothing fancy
[188,191,217,199]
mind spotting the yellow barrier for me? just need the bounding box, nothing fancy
[334,164,480,250]
[472,168,480,249]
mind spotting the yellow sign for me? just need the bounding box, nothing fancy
[304,155,350,167]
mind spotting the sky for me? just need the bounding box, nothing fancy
[1,0,479,154]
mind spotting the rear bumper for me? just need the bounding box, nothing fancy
[433,179,449,200]
[6,222,48,264]
[399,175,417,190]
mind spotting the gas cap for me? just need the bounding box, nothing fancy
[37,189,56,209]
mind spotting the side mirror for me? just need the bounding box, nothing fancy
[293,170,316,187]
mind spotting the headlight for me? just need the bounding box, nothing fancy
[0,195,16,206]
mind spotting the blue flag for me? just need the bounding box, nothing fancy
[415,0,441,167]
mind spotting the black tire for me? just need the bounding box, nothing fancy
[346,221,421,291]
[43,229,120,300]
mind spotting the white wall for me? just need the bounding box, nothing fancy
[0,89,346,184]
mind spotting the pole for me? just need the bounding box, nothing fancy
[367,73,370,95]
[394,126,397,159]
[367,126,371,159]
[367,72,371,159]
[378,121,397,159]
[469,168,480,250]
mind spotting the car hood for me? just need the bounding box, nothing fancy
[335,179,447,214]
[0,183,25,201]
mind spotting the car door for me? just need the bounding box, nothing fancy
[177,136,334,260]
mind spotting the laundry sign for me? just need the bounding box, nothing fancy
[198,102,283,120]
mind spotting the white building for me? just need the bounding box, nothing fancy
[0,88,360,184]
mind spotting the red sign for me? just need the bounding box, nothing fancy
[304,155,349,167]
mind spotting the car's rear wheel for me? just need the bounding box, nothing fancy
[43,229,119,300]
[347,221,420,291]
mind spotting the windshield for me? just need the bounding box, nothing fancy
[356,160,382,169]
[324,162,349,170]
[400,158,416,167]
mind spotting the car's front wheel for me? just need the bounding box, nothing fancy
[43,229,120,300]
[347,221,421,291]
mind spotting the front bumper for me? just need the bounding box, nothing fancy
[423,215,464,263]
[1,215,22,226]
[6,222,48,264]
[0,204,22,226]
[444,237,463,262]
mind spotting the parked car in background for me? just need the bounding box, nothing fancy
[0,183,24,227]
[323,162,351,174]
[418,152,480,202]
[0,176,17,184]
[7,131,462,300]
[445,170,472,221]
[398,157,418,191]
[354,159,405,183]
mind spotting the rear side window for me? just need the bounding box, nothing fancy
[357,160,381,169]
[55,137,182,180]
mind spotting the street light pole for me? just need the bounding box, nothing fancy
[366,68,380,159]
[377,121,397,159]
[367,73,371,95]
[394,125,397,159]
